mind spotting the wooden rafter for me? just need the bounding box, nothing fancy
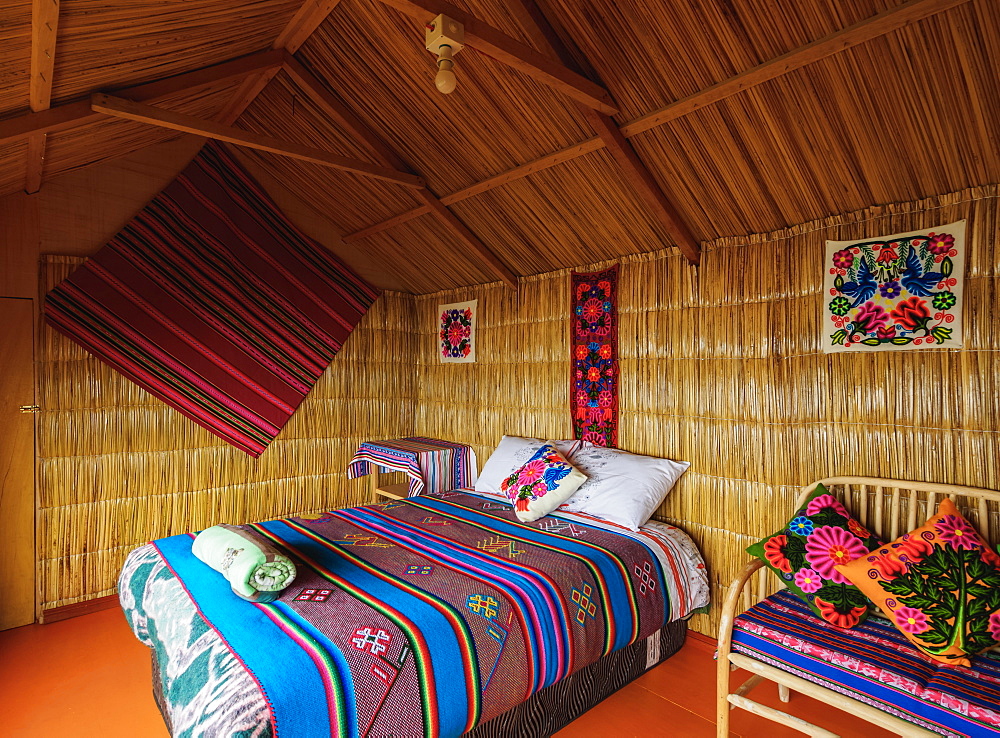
[0,50,285,145]
[511,0,700,264]
[216,0,344,125]
[376,0,617,116]
[25,0,61,193]
[623,0,972,136]
[344,0,967,255]
[283,55,519,288]
[91,94,424,188]
[342,137,603,241]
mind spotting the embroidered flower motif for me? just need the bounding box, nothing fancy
[815,598,866,629]
[927,232,955,255]
[788,516,814,536]
[935,514,980,550]
[896,533,934,560]
[832,249,854,269]
[989,611,1000,641]
[763,535,792,573]
[517,460,546,485]
[853,302,890,333]
[598,344,612,359]
[581,298,605,323]
[804,494,849,518]
[890,296,930,332]
[876,247,899,264]
[879,280,902,299]
[829,296,851,316]
[805,526,869,583]
[893,606,930,634]
[847,518,871,540]
[932,291,957,310]
[872,554,908,579]
[794,568,823,593]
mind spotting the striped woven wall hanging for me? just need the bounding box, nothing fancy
[44,141,380,457]
[570,265,619,446]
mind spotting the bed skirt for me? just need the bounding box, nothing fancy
[151,617,687,737]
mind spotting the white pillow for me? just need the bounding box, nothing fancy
[558,446,689,530]
[475,435,589,496]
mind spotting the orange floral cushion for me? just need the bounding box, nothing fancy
[836,498,1000,667]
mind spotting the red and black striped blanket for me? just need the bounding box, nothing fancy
[45,141,379,456]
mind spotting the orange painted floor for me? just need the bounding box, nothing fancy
[0,610,893,737]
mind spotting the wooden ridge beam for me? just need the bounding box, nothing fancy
[499,0,701,264]
[91,94,424,188]
[623,0,971,136]
[346,0,965,256]
[216,0,345,125]
[377,0,617,115]
[283,55,518,287]
[274,0,345,54]
[25,0,61,193]
[0,49,285,145]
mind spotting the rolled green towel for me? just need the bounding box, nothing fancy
[191,524,297,603]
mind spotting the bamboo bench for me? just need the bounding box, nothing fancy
[716,476,1000,738]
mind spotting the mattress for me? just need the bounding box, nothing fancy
[120,489,709,737]
[731,590,1000,737]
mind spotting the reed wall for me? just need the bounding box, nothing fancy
[413,185,1000,637]
[36,258,418,609]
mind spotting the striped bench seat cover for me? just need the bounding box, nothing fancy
[731,590,1000,737]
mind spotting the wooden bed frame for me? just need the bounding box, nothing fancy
[716,476,1000,738]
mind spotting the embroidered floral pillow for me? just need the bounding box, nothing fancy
[746,484,881,628]
[500,442,587,523]
[836,498,1000,667]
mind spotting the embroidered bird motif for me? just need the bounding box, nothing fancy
[839,257,877,307]
[900,245,943,297]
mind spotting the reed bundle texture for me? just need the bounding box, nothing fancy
[39,184,998,639]
[412,184,999,637]
[37,256,417,610]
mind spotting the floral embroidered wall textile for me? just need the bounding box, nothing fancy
[571,266,619,446]
[822,220,965,352]
[438,300,477,363]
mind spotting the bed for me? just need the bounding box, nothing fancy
[120,487,708,737]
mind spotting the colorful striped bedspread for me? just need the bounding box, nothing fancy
[120,489,708,738]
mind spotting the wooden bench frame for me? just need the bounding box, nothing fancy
[716,476,1000,738]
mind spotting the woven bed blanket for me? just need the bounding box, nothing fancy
[44,141,379,457]
[144,491,704,738]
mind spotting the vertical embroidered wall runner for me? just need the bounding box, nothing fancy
[570,266,619,446]
[44,141,380,457]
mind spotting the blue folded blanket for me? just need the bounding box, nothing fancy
[191,524,297,603]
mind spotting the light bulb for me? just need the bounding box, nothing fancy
[435,44,456,94]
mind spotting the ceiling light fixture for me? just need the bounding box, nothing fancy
[425,14,464,94]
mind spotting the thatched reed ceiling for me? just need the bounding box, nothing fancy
[2,0,998,293]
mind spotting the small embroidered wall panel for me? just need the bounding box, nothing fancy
[438,299,477,363]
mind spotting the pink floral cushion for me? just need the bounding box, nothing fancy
[746,484,881,628]
[836,498,1000,667]
[500,442,587,523]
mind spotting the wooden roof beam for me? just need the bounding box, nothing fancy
[25,0,61,193]
[282,55,519,288]
[376,0,617,116]
[91,94,424,188]
[216,0,344,125]
[507,0,701,265]
[0,49,285,145]
[624,0,972,136]
[345,0,973,246]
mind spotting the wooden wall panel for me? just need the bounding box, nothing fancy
[411,184,1000,637]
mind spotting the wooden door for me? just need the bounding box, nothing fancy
[0,297,35,629]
